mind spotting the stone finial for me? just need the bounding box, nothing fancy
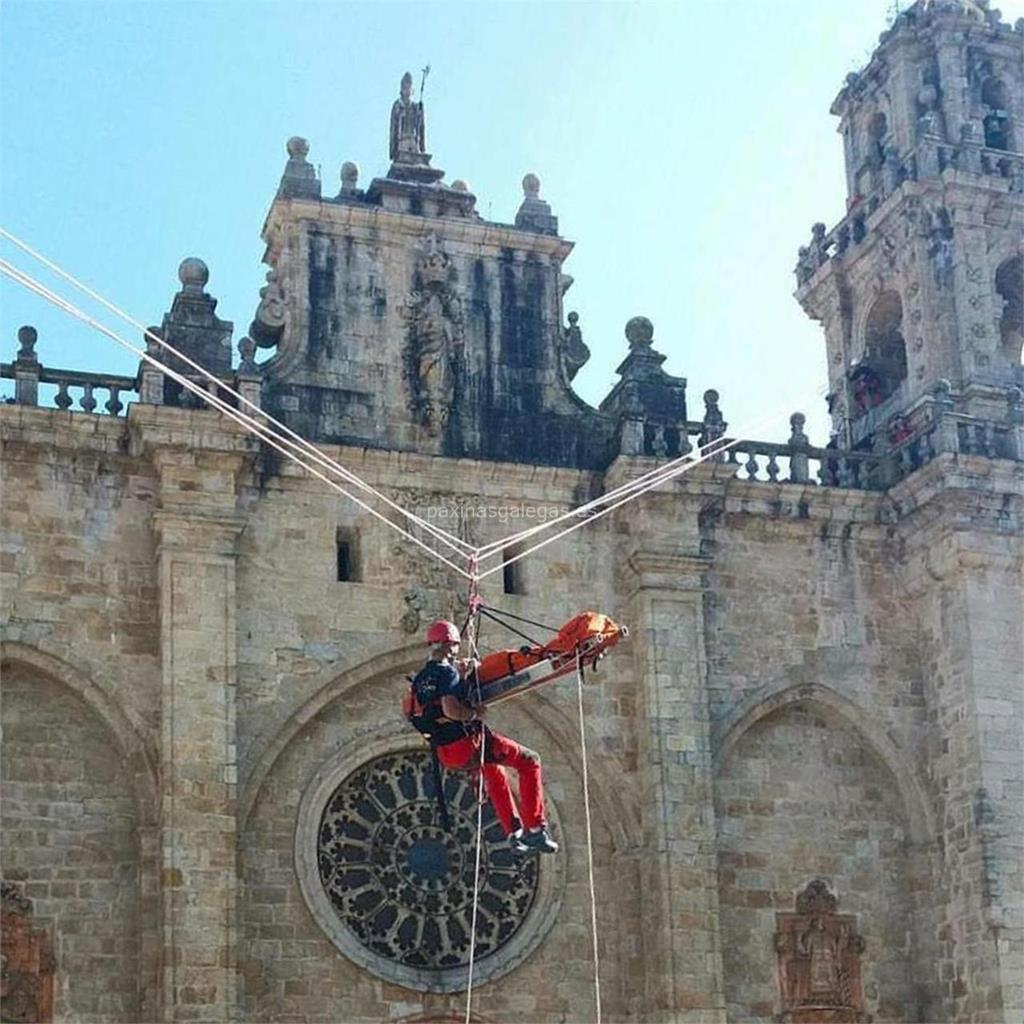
[625,316,654,349]
[278,136,320,199]
[450,179,469,192]
[16,325,38,362]
[933,378,954,408]
[340,161,359,194]
[789,411,809,445]
[515,173,558,234]
[238,337,259,376]
[287,136,310,159]
[178,257,209,294]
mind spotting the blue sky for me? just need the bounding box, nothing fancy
[3,0,1022,445]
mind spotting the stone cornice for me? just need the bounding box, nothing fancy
[264,195,574,261]
[620,547,711,598]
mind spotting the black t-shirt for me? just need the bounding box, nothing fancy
[411,660,472,745]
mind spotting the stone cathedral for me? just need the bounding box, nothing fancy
[1,1,1021,1021]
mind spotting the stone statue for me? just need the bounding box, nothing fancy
[400,235,463,436]
[800,917,841,996]
[774,880,866,1022]
[560,311,590,383]
[390,72,425,163]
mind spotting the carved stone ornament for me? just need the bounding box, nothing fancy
[250,268,288,349]
[1,882,55,1023]
[774,880,867,1023]
[317,751,539,971]
[400,235,464,436]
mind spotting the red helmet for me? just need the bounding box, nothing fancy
[426,620,461,645]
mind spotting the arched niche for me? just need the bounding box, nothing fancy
[995,255,1023,364]
[713,692,934,1023]
[851,290,907,414]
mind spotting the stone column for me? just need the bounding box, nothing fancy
[624,548,726,1023]
[152,448,245,1023]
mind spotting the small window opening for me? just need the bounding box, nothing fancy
[336,528,361,582]
[502,549,524,596]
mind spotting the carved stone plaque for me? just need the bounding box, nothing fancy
[774,880,867,1023]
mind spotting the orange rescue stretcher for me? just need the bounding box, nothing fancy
[471,611,628,706]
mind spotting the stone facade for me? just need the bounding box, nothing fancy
[1,5,1022,1022]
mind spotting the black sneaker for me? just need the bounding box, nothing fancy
[508,828,529,853]
[519,826,559,855]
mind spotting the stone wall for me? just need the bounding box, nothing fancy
[1,404,1020,1022]
[1,665,142,1021]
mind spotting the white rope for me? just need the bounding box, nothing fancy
[463,600,486,1024]
[0,227,474,558]
[475,432,735,582]
[0,257,474,579]
[474,384,826,563]
[576,648,602,1024]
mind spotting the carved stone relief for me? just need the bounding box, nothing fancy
[774,880,867,1023]
[400,235,464,436]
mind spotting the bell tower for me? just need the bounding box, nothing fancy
[795,0,1023,449]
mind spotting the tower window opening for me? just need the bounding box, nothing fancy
[336,528,362,582]
[851,291,907,415]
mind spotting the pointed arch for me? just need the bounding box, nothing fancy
[0,641,158,823]
[713,680,933,845]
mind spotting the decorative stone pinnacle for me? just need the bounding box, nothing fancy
[178,257,209,292]
[16,325,38,361]
[515,172,557,234]
[568,311,579,326]
[287,136,310,159]
[451,179,469,192]
[704,389,720,408]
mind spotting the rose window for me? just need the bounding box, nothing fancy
[317,750,539,970]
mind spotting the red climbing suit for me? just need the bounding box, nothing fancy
[436,729,546,836]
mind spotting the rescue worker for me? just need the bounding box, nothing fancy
[411,619,558,854]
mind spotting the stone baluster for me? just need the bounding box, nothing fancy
[1005,387,1024,461]
[788,412,810,483]
[138,327,165,406]
[235,337,262,410]
[766,453,780,481]
[13,326,40,406]
[79,382,97,413]
[931,379,958,454]
[54,381,72,410]
[106,387,124,416]
[744,451,759,480]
